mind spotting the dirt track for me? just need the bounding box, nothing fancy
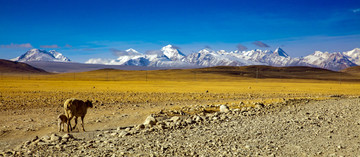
[2,98,360,156]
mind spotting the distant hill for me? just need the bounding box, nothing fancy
[25,61,168,73]
[0,59,48,74]
[77,65,357,82]
[197,65,353,81]
[341,66,360,74]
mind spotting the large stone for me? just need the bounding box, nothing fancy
[254,103,265,109]
[62,134,73,139]
[193,115,203,122]
[185,118,194,124]
[220,105,230,113]
[50,134,61,142]
[144,115,157,126]
[135,124,145,130]
[118,131,129,137]
[41,135,50,140]
[170,116,181,123]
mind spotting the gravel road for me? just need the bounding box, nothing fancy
[2,98,360,156]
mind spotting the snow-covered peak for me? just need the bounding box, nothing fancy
[126,48,138,53]
[217,50,228,55]
[198,48,215,54]
[302,51,356,71]
[313,51,325,57]
[161,44,185,61]
[273,47,289,57]
[48,50,71,61]
[343,48,360,65]
[344,48,360,56]
[162,44,174,49]
[29,48,40,52]
[125,48,142,56]
[12,49,71,62]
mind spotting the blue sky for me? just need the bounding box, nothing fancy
[0,0,360,62]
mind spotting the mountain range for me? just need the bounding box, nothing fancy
[11,45,360,71]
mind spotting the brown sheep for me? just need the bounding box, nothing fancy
[58,114,68,132]
[64,98,93,133]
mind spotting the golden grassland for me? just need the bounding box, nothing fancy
[1,68,360,111]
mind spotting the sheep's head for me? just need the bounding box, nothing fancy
[85,100,93,108]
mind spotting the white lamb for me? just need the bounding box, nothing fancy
[58,114,68,132]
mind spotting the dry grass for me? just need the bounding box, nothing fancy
[1,68,360,111]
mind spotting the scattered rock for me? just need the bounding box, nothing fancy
[143,115,157,126]
[5,98,360,156]
[118,131,129,137]
[219,105,230,113]
[62,134,73,140]
[170,116,181,123]
[135,124,145,130]
[254,103,265,109]
[50,134,61,142]
[185,118,194,124]
[193,115,202,122]
[41,135,50,141]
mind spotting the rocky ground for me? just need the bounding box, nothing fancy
[2,98,360,156]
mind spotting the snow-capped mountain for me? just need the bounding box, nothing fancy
[273,47,289,57]
[125,48,142,55]
[12,49,71,62]
[85,46,360,71]
[224,49,299,67]
[343,48,360,65]
[86,45,195,67]
[183,48,264,66]
[161,44,186,61]
[300,51,357,71]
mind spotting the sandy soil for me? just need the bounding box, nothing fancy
[0,100,163,150]
[2,98,360,156]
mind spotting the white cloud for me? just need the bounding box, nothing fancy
[40,44,60,48]
[0,43,33,48]
[85,58,112,64]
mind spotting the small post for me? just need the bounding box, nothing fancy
[146,71,148,82]
[256,67,259,83]
[194,72,196,81]
[338,71,341,85]
[106,71,109,81]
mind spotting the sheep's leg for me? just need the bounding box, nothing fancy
[58,120,62,132]
[67,116,73,133]
[61,122,65,132]
[64,121,67,132]
[73,117,78,130]
[81,116,85,131]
